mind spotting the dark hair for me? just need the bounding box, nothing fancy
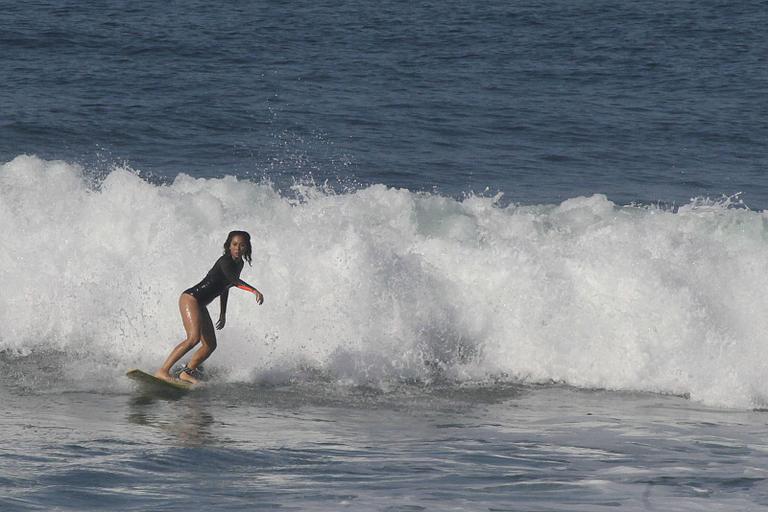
[223,230,252,266]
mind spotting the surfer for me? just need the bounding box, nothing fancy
[155,230,264,384]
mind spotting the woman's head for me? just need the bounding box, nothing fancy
[223,230,252,265]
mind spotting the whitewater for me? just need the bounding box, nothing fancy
[3,155,767,409]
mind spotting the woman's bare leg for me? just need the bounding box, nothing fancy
[180,308,217,384]
[155,293,202,381]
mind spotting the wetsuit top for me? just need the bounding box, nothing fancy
[184,255,254,306]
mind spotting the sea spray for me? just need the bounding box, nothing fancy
[2,155,768,408]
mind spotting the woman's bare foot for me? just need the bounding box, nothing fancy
[178,372,200,385]
[154,370,174,382]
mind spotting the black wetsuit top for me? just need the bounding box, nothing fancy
[184,255,248,306]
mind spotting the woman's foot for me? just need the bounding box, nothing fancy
[177,365,203,384]
[154,370,175,382]
[178,371,200,385]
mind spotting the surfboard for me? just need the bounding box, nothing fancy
[126,368,193,393]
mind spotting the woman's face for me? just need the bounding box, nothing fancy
[229,234,249,259]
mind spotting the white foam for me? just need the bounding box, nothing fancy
[2,155,768,408]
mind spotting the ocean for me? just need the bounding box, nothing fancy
[2,0,768,510]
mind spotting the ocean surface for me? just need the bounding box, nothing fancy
[2,0,768,510]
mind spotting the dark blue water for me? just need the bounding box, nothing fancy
[2,0,766,205]
[4,1,768,510]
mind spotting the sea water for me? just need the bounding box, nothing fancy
[2,0,768,510]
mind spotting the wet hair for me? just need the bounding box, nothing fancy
[223,230,252,266]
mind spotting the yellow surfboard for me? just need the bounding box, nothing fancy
[126,368,194,393]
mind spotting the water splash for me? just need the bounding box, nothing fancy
[2,155,768,408]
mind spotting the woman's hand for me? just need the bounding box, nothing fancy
[216,316,226,330]
[254,290,264,305]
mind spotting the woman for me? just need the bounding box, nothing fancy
[155,230,264,384]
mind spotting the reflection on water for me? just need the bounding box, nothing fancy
[127,393,217,446]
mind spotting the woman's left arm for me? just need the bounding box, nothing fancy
[220,257,265,305]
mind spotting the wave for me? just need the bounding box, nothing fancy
[1,154,767,408]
